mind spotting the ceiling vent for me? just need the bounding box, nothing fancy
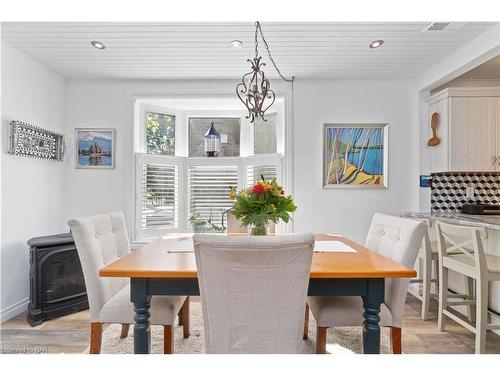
[423,22,450,32]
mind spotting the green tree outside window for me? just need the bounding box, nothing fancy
[146,112,175,155]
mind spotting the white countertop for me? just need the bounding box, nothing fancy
[405,212,500,230]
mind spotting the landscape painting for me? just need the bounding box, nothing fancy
[323,124,387,188]
[75,128,115,168]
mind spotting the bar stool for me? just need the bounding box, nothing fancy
[436,221,500,354]
[409,219,474,321]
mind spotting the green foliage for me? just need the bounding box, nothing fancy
[146,112,175,155]
[230,176,297,228]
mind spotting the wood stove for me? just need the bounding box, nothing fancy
[27,233,89,326]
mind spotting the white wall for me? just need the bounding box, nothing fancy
[292,79,413,242]
[1,41,67,322]
[62,79,413,245]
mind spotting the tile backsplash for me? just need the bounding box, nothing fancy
[431,172,500,212]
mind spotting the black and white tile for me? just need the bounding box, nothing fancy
[431,172,500,212]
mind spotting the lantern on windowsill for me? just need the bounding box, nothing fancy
[204,122,221,157]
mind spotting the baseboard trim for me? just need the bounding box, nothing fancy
[1,298,29,323]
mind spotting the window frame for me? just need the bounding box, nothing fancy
[133,98,288,242]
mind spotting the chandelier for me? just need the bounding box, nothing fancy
[236,21,294,123]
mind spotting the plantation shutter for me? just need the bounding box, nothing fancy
[187,164,238,223]
[136,154,180,240]
[245,155,282,186]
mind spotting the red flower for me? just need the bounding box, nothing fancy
[252,183,265,195]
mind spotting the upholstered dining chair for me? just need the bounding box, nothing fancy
[307,213,426,354]
[193,233,315,353]
[68,212,190,354]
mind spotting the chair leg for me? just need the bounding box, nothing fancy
[316,326,327,354]
[89,322,102,354]
[120,324,130,339]
[434,256,440,294]
[303,304,309,340]
[438,266,448,332]
[164,325,174,354]
[466,276,476,323]
[390,327,402,354]
[181,297,190,339]
[475,277,488,354]
[422,254,432,320]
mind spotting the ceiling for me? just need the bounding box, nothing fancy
[1,22,497,80]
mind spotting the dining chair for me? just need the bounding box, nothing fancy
[193,233,315,353]
[409,219,474,321]
[68,211,190,354]
[436,221,500,354]
[307,213,427,354]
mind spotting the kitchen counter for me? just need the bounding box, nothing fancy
[405,212,500,231]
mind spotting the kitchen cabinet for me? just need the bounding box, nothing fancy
[426,88,500,172]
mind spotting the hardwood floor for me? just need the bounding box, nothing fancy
[1,295,500,354]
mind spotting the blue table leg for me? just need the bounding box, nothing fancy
[131,278,151,354]
[362,278,384,354]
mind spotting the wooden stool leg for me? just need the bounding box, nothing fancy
[390,327,402,354]
[164,325,173,354]
[182,297,190,339]
[466,276,476,323]
[316,326,327,354]
[120,324,130,339]
[303,304,309,340]
[89,322,102,354]
[475,277,488,354]
[422,254,431,320]
[438,266,448,332]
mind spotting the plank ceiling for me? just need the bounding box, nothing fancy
[1,22,497,80]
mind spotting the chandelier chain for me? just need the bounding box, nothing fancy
[255,21,295,84]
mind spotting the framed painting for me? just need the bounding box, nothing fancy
[75,128,115,169]
[323,123,388,189]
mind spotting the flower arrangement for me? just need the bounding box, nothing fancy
[229,176,297,235]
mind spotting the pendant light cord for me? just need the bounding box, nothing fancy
[255,21,295,86]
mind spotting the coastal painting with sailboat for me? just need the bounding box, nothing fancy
[323,124,387,188]
[75,128,115,168]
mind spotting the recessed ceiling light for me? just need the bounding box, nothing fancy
[231,40,243,49]
[369,40,384,49]
[91,40,106,50]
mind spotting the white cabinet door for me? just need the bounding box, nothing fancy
[449,97,496,171]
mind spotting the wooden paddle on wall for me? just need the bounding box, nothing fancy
[427,112,440,147]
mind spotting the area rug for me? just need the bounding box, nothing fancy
[87,301,391,354]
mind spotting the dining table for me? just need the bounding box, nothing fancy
[99,233,416,354]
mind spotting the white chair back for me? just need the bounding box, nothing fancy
[68,212,130,321]
[193,233,315,353]
[435,220,488,275]
[365,213,427,327]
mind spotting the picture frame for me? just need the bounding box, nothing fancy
[323,123,388,189]
[75,128,115,169]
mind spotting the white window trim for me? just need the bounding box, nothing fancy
[130,93,292,242]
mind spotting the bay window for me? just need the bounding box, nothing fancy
[134,98,285,241]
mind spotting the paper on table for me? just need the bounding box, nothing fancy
[167,237,194,253]
[314,240,357,253]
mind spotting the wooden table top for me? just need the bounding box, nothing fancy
[99,234,416,279]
